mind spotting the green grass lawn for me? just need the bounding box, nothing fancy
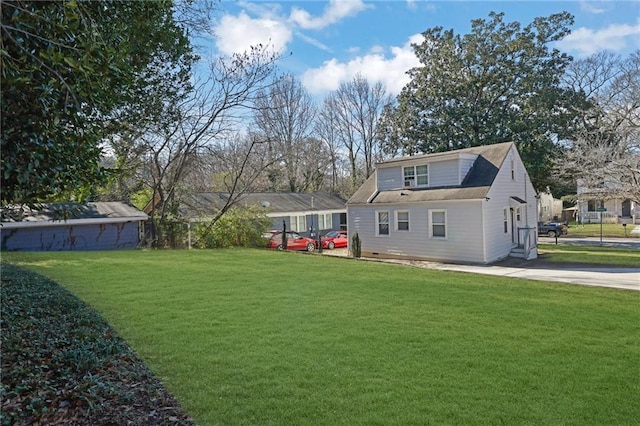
[538,244,640,267]
[566,222,639,238]
[4,249,640,425]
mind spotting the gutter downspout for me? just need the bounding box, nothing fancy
[482,197,487,263]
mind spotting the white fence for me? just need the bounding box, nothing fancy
[579,212,638,224]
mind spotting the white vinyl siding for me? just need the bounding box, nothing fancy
[375,152,480,190]
[376,211,390,236]
[429,160,459,187]
[378,159,466,190]
[482,145,538,262]
[396,211,409,231]
[346,144,538,264]
[377,167,402,190]
[347,201,485,263]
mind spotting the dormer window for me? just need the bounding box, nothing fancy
[403,165,428,187]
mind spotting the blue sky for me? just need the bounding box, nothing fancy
[207,1,640,97]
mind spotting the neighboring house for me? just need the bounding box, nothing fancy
[347,142,537,264]
[576,179,638,224]
[537,189,563,223]
[178,192,347,237]
[1,202,147,251]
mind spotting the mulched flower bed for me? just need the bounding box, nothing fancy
[1,263,195,425]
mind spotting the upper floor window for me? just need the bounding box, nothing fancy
[511,159,516,180]
[403,165,428,187]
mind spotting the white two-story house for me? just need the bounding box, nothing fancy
[347,142,537,264]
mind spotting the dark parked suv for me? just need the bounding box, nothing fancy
[538,222,568,238]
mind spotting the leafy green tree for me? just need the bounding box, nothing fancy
[379,12,582,190]
[1,0,195,205]
[194,205,272,248]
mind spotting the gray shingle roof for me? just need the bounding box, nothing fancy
[180,192,346,219]
[1,202,147,223]
[348,142,513,205]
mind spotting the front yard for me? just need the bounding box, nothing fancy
[564,222,640,238]
[537,244,640,266]
[3,249,639,425]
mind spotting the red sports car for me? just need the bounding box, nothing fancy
[267,231,316,252]
[320,230,348,249]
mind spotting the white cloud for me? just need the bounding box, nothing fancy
[370,45,385,55]
[557,20,640,56]
[579,1,608,14]
[290,0,371,30]
[213,11,292,56]
[406,0,418,11]
[301,33,423,97]
[295,31,332,53]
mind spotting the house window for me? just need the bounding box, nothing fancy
[403,165,428,187]
[317,213,332,230]
[376,211,390,236]
[396,211,409,231]
[429,210,446,238]
[503,208,508,233]
[511,159,516,180]
[291,215,307,232]
[587,200,603,211]
[516,207,521,222]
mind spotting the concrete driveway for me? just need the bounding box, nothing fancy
[434,260,639,291]
[324,239,640,291]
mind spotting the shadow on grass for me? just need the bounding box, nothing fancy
[0,263,194,425]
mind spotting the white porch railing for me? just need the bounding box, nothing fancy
[580,211,618,224]
[515,227,537,260]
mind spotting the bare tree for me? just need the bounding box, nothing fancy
[141,46,279,246]
[253,74,318,192]
[315,102,342,194]
[294,137,332,192]
[560,51,640,205]
[323,74,391,189]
